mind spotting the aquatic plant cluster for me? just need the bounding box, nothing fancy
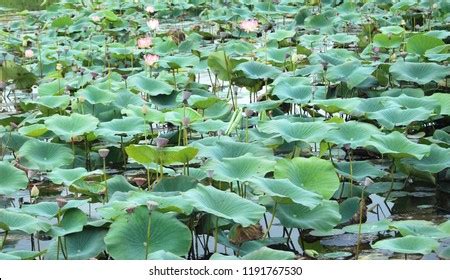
[0,0,449,260]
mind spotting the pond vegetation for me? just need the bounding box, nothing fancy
[0,0,449,260]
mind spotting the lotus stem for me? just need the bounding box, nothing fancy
[102,157,109,203]
[263,202,278,238]
[146,168,151,190]
[349,149,353,197]
[172,69,177,89]
[145,212,152,259]
[213,216,219,253]
[0,230,8,250]
[385,160,396,201]
[355,186,366,260]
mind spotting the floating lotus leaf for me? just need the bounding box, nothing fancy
[391,220,450,239]
[18,140,74,171]
[104,206,192,259]
[325,121,381,148]
[274,157,339,199]
[234,61,282,80]
[47,167,89,186]
[402,144,450,173]
[258,119,331,144]
[367,131,430,159]
[248,177,322,208]
[406,34,445,56]
[268,29,296,41]
[372,236,439,255]
[0,209,50,234]
[127,75,173,96]
[183,185,266,227]
[389,61,449,84]
[204,154,275,182]
[275,200,341,232]
[45,113,99,141]
[335,161,387,181]
[343,219,391,234]
[367,107,432,129]
[46,227,107,260]
[0,161,28,195]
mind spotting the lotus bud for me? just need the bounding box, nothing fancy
[182,91,192,102]
[206,169,214,178]
[56,63,63,71]
[141,105,149,115]
[363,177,374,187]
[91,72,99,79]
[132,177,147,187]
[373,47,380,53]
[244,109,254,118]
[415,24,420,30]
[71,64,78,72]
[24,49,34,58]
[182,117,190,127]
[432,3,438,9]
[400,19,406,26]
[155,137,169,148]
[30,185,40,197]
[126,207,135,214]
[98,148,110,159]
[399,51,408,58]
[56,197,67,208]
[147,200,159,212]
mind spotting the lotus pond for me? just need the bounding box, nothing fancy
[0,0,449,261]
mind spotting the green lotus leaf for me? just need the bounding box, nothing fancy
[47,167,89,186]
[391,220,450,239]
[52,15,73,28]
[325,121,381,148]
[439,220,450,234]
[38,79,66,96]
[46,227,107,260]
[183,185,266,227]
[20,200,90,218]
[107,175,139,198]
[390,95,439,111]
[402,144,450,173]
[97,117,146,137]
[0,209,50,234]
[0,61,36,89]
[190,119,228,134]
[127,75,173,96]
[241,247,295,260]
[207,51,241,81]
[0,250,43,260]
[389,61,449,84]
[148,250,184,260]
[205,154,275,182]
[234,61,282,80]
[430,93,450,115]
[372,236,439,255]
[259,119,331,144]
[248,177,322,208]
[335,161,387,181]
[34,96,71,110]
[313,98,362,114]
[373,33,402,49]
[274,157,339,199]
[326,61,376,89]
[339,197,360,223]
[50,208,88,237]
[0,253,21,260]
[425,45,450,62]
[104,206,192,259]
[343,219,391,234]
[379,26,405,35]
[45,113,99,141]
[0,161,28,195]
[367,107,432,129]
[164,107,203,126]
[268,29,296,41]
[329,33,359,44]
[121,105,165,123]
[18,124,48,137]
[18,140,74,171]
[153,175,199,193]
[272,79,317,104]
[126,145,198,166]
[275,200,341,232]
[193,139,274,160]
[406,34,445,56]
[438,247,450,260]
[321,251,352,260]
[366,131,430,159]
[77,85,116,104]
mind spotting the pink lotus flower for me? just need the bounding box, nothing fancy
[147,19,159,30]
[144,54,159,66]
[137,36,152,48]
[91,15,101,22]
[24,49,34,58]
[240,19,259,33]
[145,6,155,13]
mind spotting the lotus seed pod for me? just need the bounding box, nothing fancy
[56,197,68,208]
[155,137,169,148]
[98,148,110,159]
[147,200,159,212]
